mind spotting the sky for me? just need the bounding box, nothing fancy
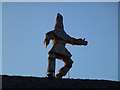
[1,0,120,2]
[0,2,2,75]
[2,2,118,81]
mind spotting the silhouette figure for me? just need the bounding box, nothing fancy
[44,13,88,79]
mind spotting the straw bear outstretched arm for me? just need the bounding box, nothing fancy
[44,31,54,48]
